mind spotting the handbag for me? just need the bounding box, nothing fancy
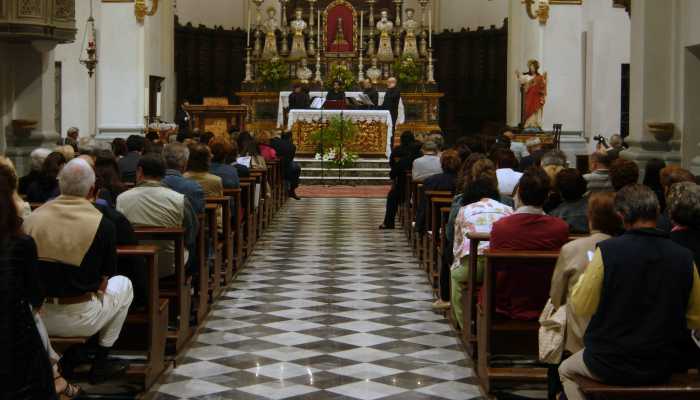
[538,298,567,364]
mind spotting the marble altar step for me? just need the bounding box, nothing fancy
[295,157,391,186]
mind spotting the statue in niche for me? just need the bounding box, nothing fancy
[376,9,394,62]
[516,59,547,130]
[289,8,307,60]
[332,17,349,46]
[402,8,419,58]
[261,7,279,60]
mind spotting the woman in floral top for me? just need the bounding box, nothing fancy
[448,160,513,327]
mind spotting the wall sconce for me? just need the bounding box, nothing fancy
[135,0,159,24]
[523,0,550,25]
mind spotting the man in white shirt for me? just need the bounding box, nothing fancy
[412,141,443,182]
[493,148,523,196]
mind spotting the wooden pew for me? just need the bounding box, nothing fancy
[223,188,244,277]
[238,181,254,259]
[132,227,193,354]
[194,213,209,323]
[411,182,423,254]
[575,373,700,399]
[462,232,491,357]
[425,193,454,290]
[461,234,583,357]
[476,249,560,394]
[436,205,453,306]
[250,169,266,235]
[241,175,260,247]
[116,245,169,390]
[204,204,222,303]
[206,196,233,287]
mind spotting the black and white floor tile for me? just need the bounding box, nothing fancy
[149,198,484,400]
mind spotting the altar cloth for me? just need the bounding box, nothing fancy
[277,91,405,128]
[287,109,394,157]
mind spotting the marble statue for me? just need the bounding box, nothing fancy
[366,57,382,84]
[402,8,419,59]
[296,58,312,83]
[289,8,307,60]
[376,10,394,62]
[262,7,279,60]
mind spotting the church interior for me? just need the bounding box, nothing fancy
[2,0,700,399]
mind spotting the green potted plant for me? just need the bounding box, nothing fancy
[310,116,359,169]
[393,55,421,90]
[259,57,290,90]
[324,64,356,91]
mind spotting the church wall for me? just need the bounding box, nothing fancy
[146,0,176,122]
[54,0,96,138]
[176,0,259,29]
[508,0,630,157]
[436,0,507,31]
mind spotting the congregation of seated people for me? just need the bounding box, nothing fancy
[3,127,299,398]
[383,129,700,399]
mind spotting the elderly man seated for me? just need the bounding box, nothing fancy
[117,154,198,277]
[412,141,443,182]
[23,158,134,384]
[162,142,205,214]
[559,184,700,400]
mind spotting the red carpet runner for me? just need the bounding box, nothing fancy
[296,185,390,198]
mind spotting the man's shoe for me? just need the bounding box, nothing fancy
[289,190,301,200]
[58,344,92,379]
[432,299,451,310]
[89,359,130,384]
[378,224,394,230]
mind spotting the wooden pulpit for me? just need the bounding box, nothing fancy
[184,98,248,138]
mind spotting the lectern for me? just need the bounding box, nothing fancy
[184,98,248,138]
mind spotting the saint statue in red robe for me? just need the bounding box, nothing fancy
[516,59,547,130]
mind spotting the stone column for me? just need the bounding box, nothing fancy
[32,40,60,143]
[623,0,681,167]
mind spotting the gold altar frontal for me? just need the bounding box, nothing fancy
[291,119,389,157]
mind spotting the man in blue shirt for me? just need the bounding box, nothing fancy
[161,142,205,214]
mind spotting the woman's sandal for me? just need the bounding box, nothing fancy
[55,375,83,400]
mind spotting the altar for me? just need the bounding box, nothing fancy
[288,109,393,157]
[236,0,443,154]
[276,91,405,128]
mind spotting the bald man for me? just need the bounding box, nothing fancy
[382,77,402,144]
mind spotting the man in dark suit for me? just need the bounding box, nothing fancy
[326,80,346,101]
[362,79,379,107]
[381,77,401,145]
[175,100,191,134]
[288,83,310,110]
[118,135,145,183]
[272,131,302,200]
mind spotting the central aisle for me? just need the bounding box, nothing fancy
[152,198,482,400]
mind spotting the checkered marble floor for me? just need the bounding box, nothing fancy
[149,198,483,400]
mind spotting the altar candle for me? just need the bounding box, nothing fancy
[428,8,432,48]
[317,10,321,45]
[246,2,251,47]
[144,87,149,116]
[360,11,363,50]
[156,92,162,117]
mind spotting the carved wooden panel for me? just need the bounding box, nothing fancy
[0,1,6,19]
[18,0,42,18]
[433,21,508,142]
[175,19,247,106]
[54,0,75,20]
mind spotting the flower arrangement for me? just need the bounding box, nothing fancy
[324,63,356,90]
[259,57,289,89]
[393,55,421,85]
[311,116,359,169]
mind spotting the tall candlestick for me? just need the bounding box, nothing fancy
[428,8,432,48]
[317,9,321,50]
[246,2,251,47]
[360,11,363,50]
